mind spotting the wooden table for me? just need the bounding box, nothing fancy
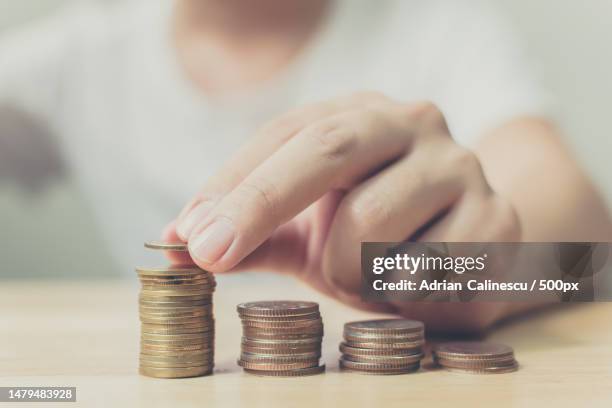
[1,279,611,407]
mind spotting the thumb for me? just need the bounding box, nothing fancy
[212,220,308,276]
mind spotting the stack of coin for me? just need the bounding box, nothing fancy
[339,319,425,375]
[237,301,325,377]
[433,342,518,374]
[137,241,216,378]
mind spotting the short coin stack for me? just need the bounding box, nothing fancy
[433,342,518,374]
[237,301,325,377]
[137,241,216,378]
[339,319,425,375]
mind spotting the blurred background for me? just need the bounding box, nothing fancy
[1,0,611,279]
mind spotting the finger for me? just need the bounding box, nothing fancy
[187,107,413,272]
[175,93,392,239]
[161,221,195,265]
[321,141,472,293]
[419,194,520,242]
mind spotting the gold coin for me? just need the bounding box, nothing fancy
[141,343,213,352]
[139,310,213,319]
[140,349,213,358]
[136,266,207,276]
[139,365,212,378]
[139,359,214,369]
[141,332,212,341]
[141,324,214,335]
[144,241,189,251]
[139,303,213,313]
[141,288,215,296]
[140,316,214,325]
[141,338,214,347]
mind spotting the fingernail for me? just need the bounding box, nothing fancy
[177,201,215,239]
[189,218,235,264]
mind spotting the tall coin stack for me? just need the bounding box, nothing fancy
[137,241,216,378]
[433,342,518,374]
[339,319,425,375]
[237,301,325,377]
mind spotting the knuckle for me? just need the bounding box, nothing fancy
[306,120,357,162]
[342,192,392,241]
[406,101,443,120]
[256,115,297,144]
[404,101,449,132]
[493,197,522,241]
[447,146,484,177]
[233,177,280,217]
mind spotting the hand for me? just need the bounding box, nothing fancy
[165,92,521,332]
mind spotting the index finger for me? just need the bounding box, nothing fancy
[174,93,392,239]
[186,106,413,272]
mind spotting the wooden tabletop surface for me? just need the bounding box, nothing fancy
[1,279,610,407]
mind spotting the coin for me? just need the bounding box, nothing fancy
[339,364,420,375]
[237,301,319,317]
[342,353,424,365]
[339,318,426,375]
[141,332,212,341]
[339,342,421,357]
[140,349,213,358]
[139,366,212,378]
[136,267,204,276]
[238,313,321,323]
[434,356,516,369]
[140,343,213,352]
[433,342,518,375]
[344,339,424,349]
[240,351,321,362]
[443,362,519,374]
[137,245,215,379]
[237,359,318,371]
[242,365,325,377]
[433,342,514,361]
[343,333,423,344]
[344,319,424,336]
[237,300,323,376]
[139,304,214,314]
[242,337,322,346]
[144,241,189,251]
[339,358,421,372]
[241,319,323,329]
[242,325,323,336]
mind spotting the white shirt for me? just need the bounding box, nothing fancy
[0,0,549,271]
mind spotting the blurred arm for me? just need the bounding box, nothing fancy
[477,117,612,242]
[0,8,82,190]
